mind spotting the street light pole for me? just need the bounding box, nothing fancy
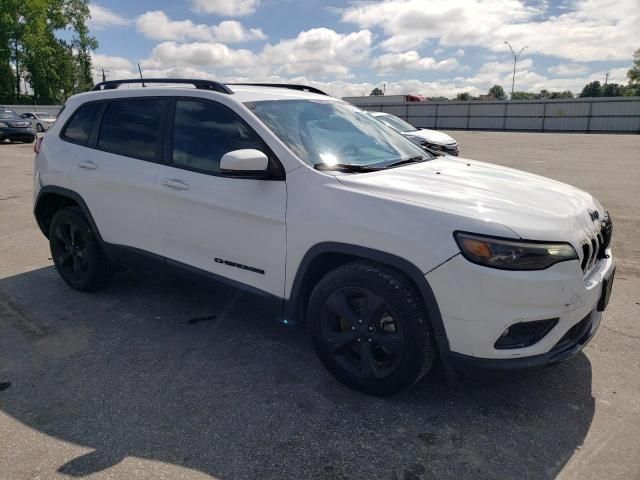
[504,41,528,99]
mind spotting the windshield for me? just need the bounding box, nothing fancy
[245,100,432,169]
[374,114,417,133]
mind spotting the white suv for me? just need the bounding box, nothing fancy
[33,79,615,395]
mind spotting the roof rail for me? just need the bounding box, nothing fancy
[226,83,329,96]
[91,78,234,94]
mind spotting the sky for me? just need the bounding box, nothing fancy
[87,0,639,98]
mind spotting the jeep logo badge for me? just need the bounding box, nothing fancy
[588,210,600,222]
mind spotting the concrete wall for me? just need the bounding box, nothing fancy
[344,97,640,134]
[3,105,62,116]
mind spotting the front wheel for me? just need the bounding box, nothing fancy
[308,262,436,396]
[49,207,111,291]
[36,123,44,132]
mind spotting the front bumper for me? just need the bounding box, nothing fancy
[449,306,602,371]
[0,127,36,142]
[427,248,615,363]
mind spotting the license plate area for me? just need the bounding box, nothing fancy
[597,266,615,312]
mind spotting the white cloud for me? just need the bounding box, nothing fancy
[91,54,135,84]
[136,11,265,43]
[548,63,589,77]
[88,5,130,29]
[191,0,260,16]
[140,42,256,70]
[260,28,373,78]
[373,51,458,73]
[137,28,373,79]
[343,0,638,62]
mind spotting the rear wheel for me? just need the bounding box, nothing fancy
[49,207,111,291]
[308,262,436,396]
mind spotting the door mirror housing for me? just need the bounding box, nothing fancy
[220,149,269,175]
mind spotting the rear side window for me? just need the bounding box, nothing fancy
[62,102,102,145]
[172,99,265,174]
[98,99,167,161]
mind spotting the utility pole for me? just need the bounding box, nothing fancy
[604,72,609,86]
[383,82,386,95]
[101,68,109,82]
[504,41,528,99]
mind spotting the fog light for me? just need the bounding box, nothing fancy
[494,318,559,349]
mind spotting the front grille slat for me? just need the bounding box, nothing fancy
[581,211,612,274]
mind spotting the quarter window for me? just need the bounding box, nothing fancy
[98,99,167,161]
[172,99,266,174]
[61,102,102,145]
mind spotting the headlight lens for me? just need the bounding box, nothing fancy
[0,122,8,128]
[454,232,578,270]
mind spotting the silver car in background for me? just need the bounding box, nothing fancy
[20,112,57,132]
[369,111,459,156]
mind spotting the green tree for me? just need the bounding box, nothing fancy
[488,84,506,100]
[602,83,623,97]
[369,87,384,96]
[580,81,602,97]
[456,92,470,101]
[511,91,536,100]
[64,0,97,93]
[0,0,97,103]
[627,48,640,84]
[0,62,15,103]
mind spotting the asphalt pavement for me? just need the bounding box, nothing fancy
[0,131,639,480]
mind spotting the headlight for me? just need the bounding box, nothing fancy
[0,122,8,128]
[454,232,578,270]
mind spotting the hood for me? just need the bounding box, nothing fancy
[336,157,604,245]
[405,129,456,146]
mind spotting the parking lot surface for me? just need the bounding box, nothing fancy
[1,131,639,480]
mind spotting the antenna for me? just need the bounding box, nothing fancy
[137,63,146,87]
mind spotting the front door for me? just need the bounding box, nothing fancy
[155,98,287,297]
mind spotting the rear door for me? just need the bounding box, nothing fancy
[155,97,287,297]
[68,98,168,255]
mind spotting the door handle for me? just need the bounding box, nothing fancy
[77,160,97,170]
[161,178,190,191]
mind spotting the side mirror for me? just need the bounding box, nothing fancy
[220,149,269,174]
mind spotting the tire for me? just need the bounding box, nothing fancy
[36,123,44,132]
[308,262,436,396]
[49,206,112,291]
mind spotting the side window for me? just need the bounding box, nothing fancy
[98,99,167,161]
[172,99,266,174]
[62,102,102,145]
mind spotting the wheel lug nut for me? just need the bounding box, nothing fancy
[351,326,356,331]
[358,319,363,324]
[367,338,372,343]
[368,326,373,331]
[356,338,361,342]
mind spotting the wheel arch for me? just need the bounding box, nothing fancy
[285,242,450,354]
[34,186,103,242]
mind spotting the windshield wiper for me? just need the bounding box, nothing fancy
[383,156,427,169]
[314,163,381,172]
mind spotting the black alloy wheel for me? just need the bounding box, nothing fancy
[49,207,111,291]
[320,287,405,381]
[309,262,436,395]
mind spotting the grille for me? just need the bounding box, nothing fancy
[580,212,612,274]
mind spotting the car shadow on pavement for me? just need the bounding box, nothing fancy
[0,266,595,480]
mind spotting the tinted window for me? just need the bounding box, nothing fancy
[62,102,102,144]
[172,100,265,174]
[98,99,166,161]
